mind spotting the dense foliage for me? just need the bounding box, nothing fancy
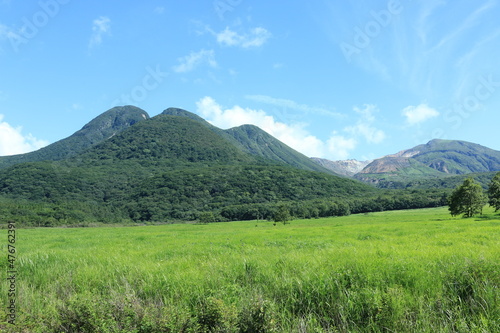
[488,172,500,211]
[448,178,486,217]
[374,171,497,190]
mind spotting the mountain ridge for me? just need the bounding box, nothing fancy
[354,139,500,185]
[0,106,150,169]
[163,107,336,175]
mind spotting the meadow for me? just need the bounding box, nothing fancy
[1,207,499,332]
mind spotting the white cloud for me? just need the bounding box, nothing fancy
[327,133,357,160]
[89,16,111,49]
[0,115,49,156]
[172,49,217,73]
[345,105,386,144]
[195,98,389,161]
[402,103,439,126]
[154,7,165,14]
[214,27,271,48]
[196,97,325,157]
[246,95,343,118]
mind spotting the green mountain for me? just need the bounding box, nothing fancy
[162,108,336,174]
[0,106,150,169]
[355,139,500,186]
[75,113,255,166]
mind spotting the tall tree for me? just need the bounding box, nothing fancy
[487,172,500,212]
[273,203,291,225]
[448,178,486,218]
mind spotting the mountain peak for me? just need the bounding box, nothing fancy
[76,105,150,140]
[0,106,150,169]
[162,107,206,123]
[355,139,500,185]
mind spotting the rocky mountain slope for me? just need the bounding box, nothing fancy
[355,139,500,185]
[311,158,370,177]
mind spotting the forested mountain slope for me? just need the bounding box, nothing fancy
[0,106,150,169]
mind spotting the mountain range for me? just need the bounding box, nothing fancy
[0,105,496,225]
[0,106,387,225]
[312,139,500,188]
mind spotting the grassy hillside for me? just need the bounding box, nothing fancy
[1,207,498,332]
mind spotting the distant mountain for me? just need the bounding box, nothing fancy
[355,139,500,185]
[311,158,370,177]
[0,106,150,169]
[226,124,336,174]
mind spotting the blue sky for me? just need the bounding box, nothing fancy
[1,0,499,160]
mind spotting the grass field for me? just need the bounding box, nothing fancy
[1,207,499,332]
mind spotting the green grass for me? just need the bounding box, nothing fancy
[1,207,499,332]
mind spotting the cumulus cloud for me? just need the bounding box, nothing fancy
[195,98,388,161]
[172,49,217,73]
[89,16,111,49]
[345,105,386,144]
[402,103,439,126]
[214,27,271,48]
[196,97,325,157]
[327,133,357,160]
[0,115,49,156]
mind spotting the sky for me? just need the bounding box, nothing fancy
[1,0,500,161]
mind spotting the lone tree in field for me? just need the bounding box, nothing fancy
[448,178,486,218]
[273,204,291,225]
[487,172,500,212]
